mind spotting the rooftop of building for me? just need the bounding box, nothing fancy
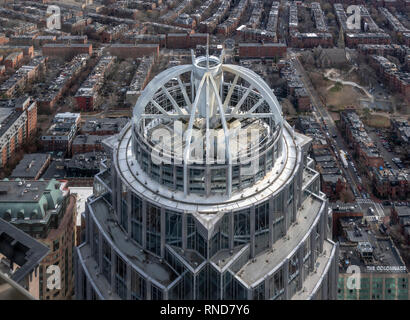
[72,134,103,146]
[10,153,50,180]
[236,195,331,286]
[81,117,128,134]
[338,216,407,273]
[393,206,410,217]
[86,195,178,287]
[66,151,106,171]
[0,217,49,283]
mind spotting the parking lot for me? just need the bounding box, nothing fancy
[367,126,404,170]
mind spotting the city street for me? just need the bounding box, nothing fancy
[290,51,386,218]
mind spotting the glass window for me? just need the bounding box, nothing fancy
[270,269,284,299]
[151,284,163,300]
[115,255,127,299]
[102,238,111,284]
[209,214,229,257]
[196,264,220,300]
[255,202,269,254]
[223,271,248,300]
[169,270,193,299]
[288,253,299,282]
[131,194,143,245]
[146,204,161,256]
[121,199,128,232]
[165,210,182,248]
[131,269,146,300]
[255,202,269,232]
[189,168,205,194]
[186,215,207,258]
[253,282,265,300]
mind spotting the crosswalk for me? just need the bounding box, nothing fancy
[374,202,385,217]
[356,198,385,217]
[356,198,373,204]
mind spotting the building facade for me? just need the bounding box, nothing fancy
[0,179,76,300]
[76,54,338,300]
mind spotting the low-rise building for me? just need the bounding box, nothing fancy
[72,135,104,155]
[339,111,384,169]
[36,54,89,113]
[41,113,81,156]
[391,118,410,147]
[10,153,51,180]
[42,43,92,58]
[0,218,49,299]
[65,152,106,177]
[107,44,159,59]
[74,56,115,111]
[4,51,23,69]
[0,56,47,98]
[391,206,410,244]
[370,55,410,100]
[371,167,409,200]
[0,179,77,300]
[238,43,287,59]
[126,56,155,104]
[80,117,128,136]
[337,216,409,300]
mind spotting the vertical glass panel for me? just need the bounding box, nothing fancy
[115,255,127,299]
[255,202,269,254]
[165,210,182,248]
[102,238,111,284]
[131,194,143,245]
[253,282,265,300]
[234,209,250,246]
[131,269,146,300]
[92,222,99,263]
[146,204,161,256]
[151,284,163,300]
[121,199,128,232]
[196,265,220,300]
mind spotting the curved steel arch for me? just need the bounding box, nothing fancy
[131,57,284,197]
[132,62,284,127]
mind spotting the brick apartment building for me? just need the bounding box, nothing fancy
[339,110,384,168]
[391,118,410,148]
[0,96,37,168]
[41,113,80,156]
[391,206,410,244]
[0,34,9,45]
[370,55,410,100]
[0,45,34,58]
[74,56,115,111]
[36,54,89,113]
[238,43,287,59]
[107,44,159,59]
[42,43,93,57]
[4,51,23,69]
[0,56,47,98]
[371,167,410,200]
[71,135,103,155]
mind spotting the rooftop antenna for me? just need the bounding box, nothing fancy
[206,36,209,70]
[219,48,225,64]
